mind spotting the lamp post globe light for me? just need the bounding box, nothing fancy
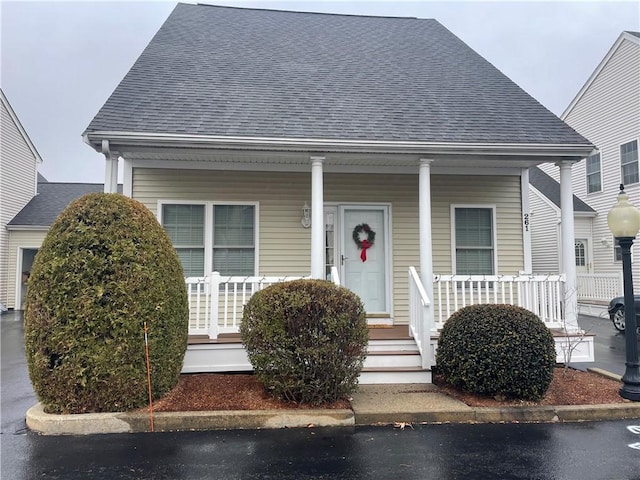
[607,184,640,401]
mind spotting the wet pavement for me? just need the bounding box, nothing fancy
[3,311,640,479]
[570,313,639,376]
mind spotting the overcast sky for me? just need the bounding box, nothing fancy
[1,1,638,183]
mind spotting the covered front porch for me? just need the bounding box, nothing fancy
[94,131,597,385]
[182,268,595,383]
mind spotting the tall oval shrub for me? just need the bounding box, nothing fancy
[240,279,368,405]
[24,193,189,413]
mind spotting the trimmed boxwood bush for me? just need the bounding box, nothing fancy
[240,279,368,405]
[24,193,189,414]
[435,304,556,400]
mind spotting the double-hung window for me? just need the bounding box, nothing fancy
[212,204,255,276]
[621,140,639,186]
[586,151,602,193]
[452,206,496,275]
[161,202,257,277]
[162,204,205,277]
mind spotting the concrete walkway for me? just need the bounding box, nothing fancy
[27,381,640,435]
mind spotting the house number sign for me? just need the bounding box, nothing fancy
[523,213,530,232]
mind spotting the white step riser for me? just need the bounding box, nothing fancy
[364,354,423,369]
[358,370,432,384]
[183,344,252,373]
[367,343,418,353]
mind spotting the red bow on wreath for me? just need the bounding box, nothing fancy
[360,239,372,262]
[352,224,376,262]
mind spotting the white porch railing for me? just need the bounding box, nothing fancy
[576,272,622,303]
[187,273,307,338]
[433,274,566,330]
[408,267,433,369]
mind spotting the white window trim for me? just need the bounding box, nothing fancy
[450,204,498,275]
[620,139,639,186]
[586,151,603,194]
[158,200,260,276]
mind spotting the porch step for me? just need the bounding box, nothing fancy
[359,367,432,384]
[364,350,422,369]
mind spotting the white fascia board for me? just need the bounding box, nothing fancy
[85,131,595,159]
[562,32,640,120]
[5,225,49,231]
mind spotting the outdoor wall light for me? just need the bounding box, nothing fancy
[301,202,311,228]
[607,184,640,401]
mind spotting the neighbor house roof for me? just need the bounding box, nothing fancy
[627,31,640,39]
[85,4,590,147]
[7,183,122,228]
[529,166,595,213]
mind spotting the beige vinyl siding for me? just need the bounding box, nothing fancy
[529,188,560,273]
[6,230,47,309]
[0,100,38,307]
[133,169,524,323]
[563,36,640,292]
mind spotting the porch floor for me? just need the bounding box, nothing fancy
[187,325,413,345]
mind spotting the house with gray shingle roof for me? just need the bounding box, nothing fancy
[83,4,596,380]
[534,31,639,315]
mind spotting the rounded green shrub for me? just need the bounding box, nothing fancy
[435,304,556,400]
[240,279,368,405]
[24,193,189,413]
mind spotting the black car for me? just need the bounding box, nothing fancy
[608,295,640,332]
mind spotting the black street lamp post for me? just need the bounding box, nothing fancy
[607,184,640,401]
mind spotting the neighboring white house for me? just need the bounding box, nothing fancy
[83,5,595,380]
[537,31,640,300]
[529,166,596,275]
[0,89,42,311]
[5,182,116,310]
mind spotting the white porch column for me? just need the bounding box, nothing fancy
[310,156,325,279]
[558,160,579,332]
[521,168,532,274]
[419,159,435,330]
[102,140,119,193]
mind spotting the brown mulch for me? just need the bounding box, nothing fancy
[152,374,350,412]
[150,367,624,412]
[433,367,626,407]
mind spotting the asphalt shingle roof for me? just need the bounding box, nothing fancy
[85,4,590,146]
[7,183,121,227]
[529,166,594,213]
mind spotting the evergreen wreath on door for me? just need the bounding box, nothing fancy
[352,224,376,262]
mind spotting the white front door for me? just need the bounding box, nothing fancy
[340,206,389,314]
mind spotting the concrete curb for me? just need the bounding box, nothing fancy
[27,400,640,435]
[352,403,640,426]
[26,403,355,435]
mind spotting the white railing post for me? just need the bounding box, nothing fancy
[208,272,221,339]
[409,267,432,370]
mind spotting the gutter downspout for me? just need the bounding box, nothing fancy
[101,140,118,193]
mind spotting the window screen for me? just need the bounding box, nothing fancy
[213,205,255,276]
[455,207,494,275]
[162,204,205,277]
[621,140,639,186]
